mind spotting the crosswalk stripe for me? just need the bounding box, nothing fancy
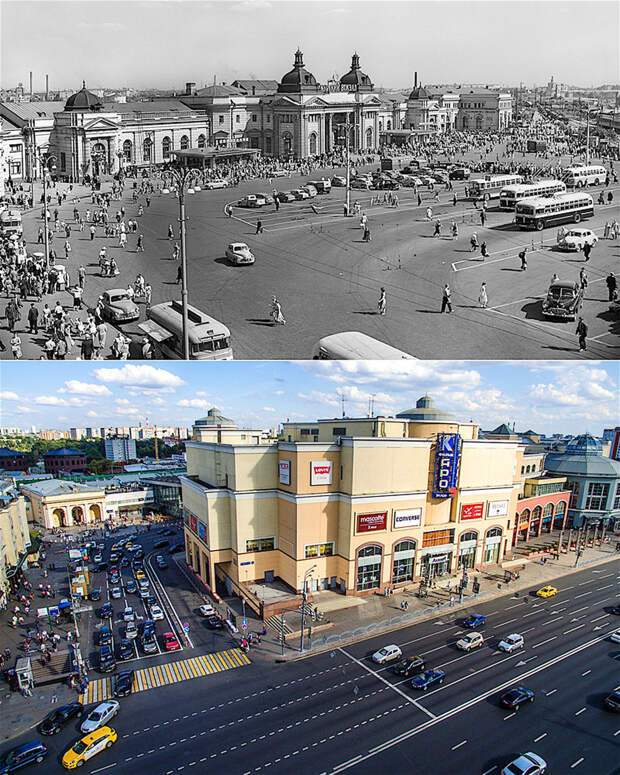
[154,664,165,685]
[221,651,237,669]
[193,658,206,677]
[201,655,216,674]
[212,652,229,671]
[162,662,174,683]
[187,660,199,679]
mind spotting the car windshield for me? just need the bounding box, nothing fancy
[88,711,102,721]
[549,288,574,300]
[72,740,88,755]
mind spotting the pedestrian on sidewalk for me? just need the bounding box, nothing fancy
[377,287,387,315]
[478,282,488,308]
[441,284,453,313]
[576,316,588,352]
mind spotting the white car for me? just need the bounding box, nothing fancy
[226,242,255,266]
[371,644,402,664]
[500,751,547,775]
[125,621,138,639]
[557,228,598,251]
[93,554,102,563]
[203,180,230,190]
[456,632,484,652]
[80,700,120,734]
[150,604,164,621]
[122,607,135,622]
[199,604,216,617]
[498,633,524,653]
[111,587,122,599]
[609,628,620,643]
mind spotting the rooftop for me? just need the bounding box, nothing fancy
[21,479,103,497]
[0,447,26,457]
[43,447,87,457]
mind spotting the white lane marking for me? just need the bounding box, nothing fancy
[546,689,557,696]
[533,733,547,742]
[563,624,585,634]
[592,613,611,623]
[582,670,591,676]
[532,636,558,649]
[571,758,584,768]
[451,740,467,750]
[503,712,516,720]
[482,768,498,775]
[575,707,587,715]
[91,766,117,774]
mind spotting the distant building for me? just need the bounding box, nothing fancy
[42,447,88,475]
[455,89,513,131]
[70,427,87,440]
[0,447,28,472]
[104,437,137,462]
[21,478,106,528]
[0,481,31,606]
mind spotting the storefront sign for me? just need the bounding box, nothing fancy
[197,522,206,541]
[393,508,422,529]
[356,512,388,533]
[461,503,484,520]
[487,500,509,518]
[429,554,448,565]
[279,460,291,485]
[432,433,461,499]
[190,514,197,533]
[311,461,332,485]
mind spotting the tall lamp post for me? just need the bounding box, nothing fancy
[300,564,316,653]
[34,149,57,267]
[163,158,200,360]
[337,122,352,216]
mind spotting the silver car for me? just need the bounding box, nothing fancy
[225,242,255,266]
[80,700,120,734]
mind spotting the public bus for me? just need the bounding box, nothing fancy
[561,165,606,188]
[514,192,594,230]
[0,209,23,238]
[498,179,567,210]
[468,174,523,201]
[312,331,416,360]
[138,300,233,360]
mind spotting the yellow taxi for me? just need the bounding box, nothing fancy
[62,726,117,769]
[135,570,146,581]
[536,585,558,598]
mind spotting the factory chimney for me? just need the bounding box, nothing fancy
[29,71,33,97]
[414,71,417,88]
[45,74,49,100]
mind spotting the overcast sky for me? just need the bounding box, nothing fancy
[2,1,618,92]
[0,361,617,437]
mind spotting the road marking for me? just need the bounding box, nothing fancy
[541,617,564,626]
[503,712,516,720]
[571,758,584,768]
[482,767,498,775]
[92,766,117,774]
[563,624,585,634]
[533,733,547,742]
[582,669,591,676]
[451,740,467,750]
[532,636,557,649]
[575,707,587,715]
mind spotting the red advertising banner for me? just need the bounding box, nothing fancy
[356,512,388,533]
[190,515,198,533]
[461,503,484,520]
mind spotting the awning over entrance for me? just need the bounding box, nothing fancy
[172,147,261,167]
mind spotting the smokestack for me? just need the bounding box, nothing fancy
[414,71,417,88]
[29,71,33,97]
[45,74,49,100]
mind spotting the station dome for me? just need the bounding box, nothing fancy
[545,433,620,478]
[64,81,103,112]
[408,83,430,101]
[339,53,374,92]
[396,395,456,422]
[277,49,321,94]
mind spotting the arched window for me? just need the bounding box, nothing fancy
[122,139,132,162]
[458,530,477,570]
[142,138,152,162]
[526,465,531,473]
[180,135,190,150]
[197,134,206,149]
[520,508,530,525]
[475,115,483,130]
[379,120,383,132]
[484,527,503,564]
[532,505,542,522]
[555,501,566,516]
[309,132,317,156]
[387,120,392,130]
[543,503,554,518]
[162,136,171,160]
[357,545,382,591]
[392,540,416,584]
[460,531,478,543]
[486,527,502,538]
[366,127,373,148]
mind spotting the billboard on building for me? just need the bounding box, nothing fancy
[190,514,197,533]
[393,508,422,529]
[311,461,332,485]
[432,433,461,498]
[487,500,509,518]
[610,429,620,461]
[356,512,388,533]
[197,522,206,541]
[279,460,291,485]
[461,503,484,520]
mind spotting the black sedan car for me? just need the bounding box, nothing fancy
[113,670,135,698]
[392,656,425,678]
[117,639,133,660]
[604,690,620,711]
[610,605,620,615]
[500,686,535,710]
[89,589,101,602]
[39,702,83,735]
[98,603,112,619]
[98,645,116,673]
[207,615,224,630]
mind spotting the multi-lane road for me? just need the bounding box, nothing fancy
[5,554,618,774]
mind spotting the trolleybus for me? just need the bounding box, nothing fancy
[498,179,566,210]
[561,165,606,188]
[468,174,523,201]
[515,192,594,230]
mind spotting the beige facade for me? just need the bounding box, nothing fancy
[182,403,523,602]
[0,486,31,608]
[21,480,106,529]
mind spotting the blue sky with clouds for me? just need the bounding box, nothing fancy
[0,361,617,436]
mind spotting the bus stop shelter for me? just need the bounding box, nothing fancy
[172,147,261,170]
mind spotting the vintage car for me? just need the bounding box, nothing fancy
[237,195,263,208]
[275,191,295,203]
[101,289,140,323]
[225,242,255,266]
[541,281,583,320]
[255,192,275,205]
[556,227,598,252]
[203,179,230,190]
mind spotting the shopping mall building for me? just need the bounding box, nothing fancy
[182,397,537,600]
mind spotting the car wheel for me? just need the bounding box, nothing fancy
[55,727,61,734]
[36,756,44,763]
[439,679,444,684]
[574,213,581,223]
[114,709,119,715]
[106,741,113,748]
[530,696,535,702]
[536,220,544,231]
[77,760,85,767]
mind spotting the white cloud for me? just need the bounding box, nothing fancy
[274,390,284,396]
[263,406,276,412]
[114,406,141,416]
[177,399,209,409]
[0,390,20,401]
[150,397,165,406]
[115,398,131,406]
[17,405,37,413]
[196,391,208,397]
[64,380,112,396]
[35,395,69,406]
[87,410,98,418]
[94,365,184,390]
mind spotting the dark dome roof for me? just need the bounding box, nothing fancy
[339,53,374,92]
[396,395,456,422]
[408,84,430,101]
[64,81,103,112]
[278,50,320,94]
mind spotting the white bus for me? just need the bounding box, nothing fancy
[312,331,416,360]
[468,174,523,201]
[515,192,594,230]
[0,209,23,238]
[561,165,606,188]
[138,300,233,360]
[498,179,566,210]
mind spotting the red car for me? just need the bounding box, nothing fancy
[163,632,180,651]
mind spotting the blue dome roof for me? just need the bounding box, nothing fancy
[565,433,602,456]
[545,434,620,479]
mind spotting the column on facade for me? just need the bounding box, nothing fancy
[324,114,330,154]
[525,518,531,542]
[537,510,544,537]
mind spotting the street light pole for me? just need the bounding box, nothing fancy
[300,564,316,653]
[178,186,189,360]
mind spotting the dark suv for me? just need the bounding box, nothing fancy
[98,645,116,673]
[392,656,425,678]
[0,741,48,772]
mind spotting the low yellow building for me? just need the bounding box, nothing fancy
[182,397,525,600]
[1,481,31,608]
[21,479,106,529]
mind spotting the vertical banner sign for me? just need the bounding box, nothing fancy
[432,433,461,499]
[279,460,291,485]
[190,514,197,533]
[611,430,620,462]
[310,461,332,485]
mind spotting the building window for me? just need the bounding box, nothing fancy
[366,127,373,148]
[309,132,317,155]
[483,527,502,564]
[197,134,206,149]
[60,152,66,172]
[357,545,382,591]
[332,427,346,436]
[235,115,240,124]
[180,135,189,150]
[422,529,454,548]
[392,540,416,584]
[300,428,311,435]
[8,160,22,176]
[282,132,293,155]
[122,139,132,162]
[265,136,272,153]
[162,136,171,159]
[458,530,477,570]
[305,542,334,558]
[245,537,275,552]
[218,115,225,124]
[585,482,609,511]
[252,114,257,122]
[9,144,21,153]
[142,138,152,162]
[614,484,620,511]
[521,466,525,474]
[543,503,554,519]
[267,115,271,124]
[555,501,566,517]
[568,481,580,509]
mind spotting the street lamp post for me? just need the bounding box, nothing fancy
[337,123,352,216]
[35,150,57,268]
[300,564,317,653]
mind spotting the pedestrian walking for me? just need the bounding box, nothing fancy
[583,241,592,262]
[172,243,180,261]
[89,225,96,241]
[141,337,153,359]
[78,265,86,289]
[480,241,488,259]
[470,233,479,252]
[478,282,488,308]
[441,284,453,313]
[378,287,387,315]
[451,221,458,239]
[255,219,264,235]
[519,248,527,271]
[270,296,286,325]
[433,220,441,237]
[579,267,588,292]
[176,265,183,284]
[10,334,22,359]
[167,224,174,240]
[136,234,144,252]
[605,272,617,301]
[362,225,371,242]
[27,303,39,334]
[426,206,433,221]
[479,210,486,226]
[575,316,588,352]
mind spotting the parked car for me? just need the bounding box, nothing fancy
[125,580,137,594]
[142,620,156,638]
[449,167,470,180]
[98,626,112,646]
[556,227,598,252]
[275,191,295,203]
[536,586,557,598]
[463,614,486,628]
[61,726,117,769]
[98,645,116,673]
[500,686,535,710]
[203,179,230,190]
[371,644,402,664]
[113,670,134,698]
[237,195,262,208]
[157,558,168,570]
[199,604,216,617]
[163,632,181,651]
[101,289,140,324]
[80,701,120,734]
[498,633,524,653]
[110,587,121,600]
[150,604,164,621]
[351,178,370,190]
[541,282,583,321]
[500,752,546,775]
[410,668,445,691]
[301,185,317,197]
[456,632,484,652]
[255,192,274,205]
[604,689,620,711]
[123,607,135,622]
[98,603,112,619]
[392,656,425,677]
[609,628,620,644]
[0,741,48,773]
[141,633,158,654]
[117,639,133,661]
[331,176,347,187]
[89,589,101,602]
[39,703,83,735]
[207,615,223,630]
[125,621,138,640]
[225,243,255,266]
[291,189,310,200]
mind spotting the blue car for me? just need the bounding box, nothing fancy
[411,669,445,691]
[463,614,486,628]
[0,741,48,773]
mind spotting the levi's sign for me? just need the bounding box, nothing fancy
[356,512,388,533]
[432,433,461,499]
[311,461,332,485]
